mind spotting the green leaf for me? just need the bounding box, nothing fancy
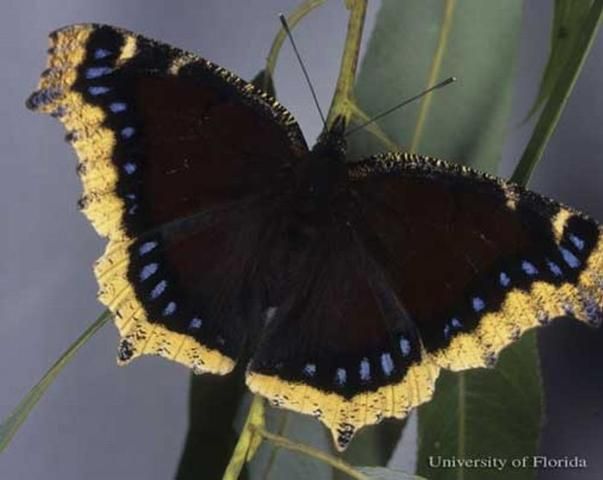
[351,2,544,478]
[511,0,603,185]
[357,466,427,480]
[525,0,594,119]
[0,310,111,454]
[248,407,332,480]
[351,0,523,174]
[175,365,248,480]
[416,333,542,479]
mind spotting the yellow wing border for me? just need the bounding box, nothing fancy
[27,24,237,375]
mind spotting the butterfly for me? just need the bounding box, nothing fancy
[26,24,603,451]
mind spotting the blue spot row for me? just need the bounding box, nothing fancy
[85,66,112,79]
[522,261,538,276]
[380,353,394,377]
[569,234,585,251]
[123,162,137,175]
[138,241,158,256]
[139,263,158,281]
[559,247,580,268]
[399,337,411,357]
[110,102,127,113]
[162,302,177,316]
[359,358,371,382]
[444,318,463,339]
[88,85,111,96]
[298,348,408,386]
[189,317,203,329]
[450,318,462,329]
[121,126,135,139]
[444,234,586,342]
[472,297,485,312]
[93,48,112,60]
[546,259,563,277]
[150,280,167,299]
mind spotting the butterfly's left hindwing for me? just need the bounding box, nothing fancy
[27,24,308,374]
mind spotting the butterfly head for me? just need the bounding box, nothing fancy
[312,115,347,162]
[302,115,348,193]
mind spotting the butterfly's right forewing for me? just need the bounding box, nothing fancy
[27,24,308,374]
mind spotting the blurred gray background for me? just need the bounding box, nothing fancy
[0,1,601,479]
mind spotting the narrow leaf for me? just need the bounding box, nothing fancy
[511,0,603,185]
[525,0,594,119]
[0,310,111,453]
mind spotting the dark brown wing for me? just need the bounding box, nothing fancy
[349,153,603,370]
[247,215,439,451]
[26,24,308,373]
[248,151,603,450]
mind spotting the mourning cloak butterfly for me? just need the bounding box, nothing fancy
[27,24,603,451]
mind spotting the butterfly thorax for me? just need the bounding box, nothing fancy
[293,125,349,212]
[279,128,355,255]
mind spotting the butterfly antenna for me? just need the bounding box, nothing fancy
[345,76,456,136]
[279,13,326,127]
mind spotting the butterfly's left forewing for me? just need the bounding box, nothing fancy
[27,24,308,374]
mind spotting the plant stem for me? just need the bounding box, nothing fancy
[348,101,400,150]
[265,0,327,79]
[222,395,266,480]
[326,0,367,128]
[510,0,603,186]
[259,411,291,479]
[251,425,367,480]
